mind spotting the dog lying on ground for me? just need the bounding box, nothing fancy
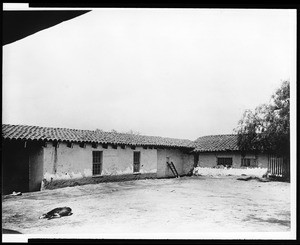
[39,207,73,220]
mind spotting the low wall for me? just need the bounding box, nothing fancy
[193,167,268,177]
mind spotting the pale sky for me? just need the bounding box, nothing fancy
[2,9,296,140]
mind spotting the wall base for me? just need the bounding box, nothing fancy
[42,173,157,190]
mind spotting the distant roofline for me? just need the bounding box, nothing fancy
[195,134,237,141]
[196,134,237,137]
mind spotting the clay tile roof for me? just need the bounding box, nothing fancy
[193,134,239,152]
[2,124,194,148]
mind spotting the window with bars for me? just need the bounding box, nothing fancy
[93,151,103,175]
[241,157,257,167]
[217,157,232,166]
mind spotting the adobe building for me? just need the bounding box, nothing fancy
[2,124,195,194]
[193,134,269,168]
[2,124,284,194]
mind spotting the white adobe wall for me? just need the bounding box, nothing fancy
[197,152,241,168]
[43,142,157,181]
[157,149,194,177]
[197,152,269,168]
[183,153,194,174]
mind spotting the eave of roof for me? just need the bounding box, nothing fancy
[2,124,194,148]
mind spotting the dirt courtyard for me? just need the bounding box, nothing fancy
[2,176,290,236]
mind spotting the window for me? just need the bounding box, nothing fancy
[133,151,141,173]
[93,151,103,175]
[217,157,232,166]
[241,158,250,167]
[241,157,257,167]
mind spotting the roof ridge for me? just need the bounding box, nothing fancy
[202,134,237,137]
[95,128,192,142]
[195,134,237,139]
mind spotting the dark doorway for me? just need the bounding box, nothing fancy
[194,153,199,167]
[133,151,141,173]
[2,140,30,194]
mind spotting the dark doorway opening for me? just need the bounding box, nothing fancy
[2,140,30,194]
[133,151,141,173]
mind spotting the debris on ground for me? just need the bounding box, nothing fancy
[237,176,270,182]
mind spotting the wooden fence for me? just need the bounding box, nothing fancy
[268,155,290,180]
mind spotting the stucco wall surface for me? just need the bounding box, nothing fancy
[157,149,193,177]
[197,152,269,169]
[43,142,158,181]
[28,144,44,192]
[183,154,194,174]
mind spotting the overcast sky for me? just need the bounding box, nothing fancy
[2,9,296,140]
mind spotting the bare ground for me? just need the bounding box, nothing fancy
[2,176,290,235]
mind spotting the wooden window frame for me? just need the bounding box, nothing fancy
[241,157,257,167]
[92,151,103,176]
[133,151,141,173]
[217,157,233,166]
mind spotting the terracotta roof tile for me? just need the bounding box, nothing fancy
[193,134,239,152]
[2,124,194,148]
